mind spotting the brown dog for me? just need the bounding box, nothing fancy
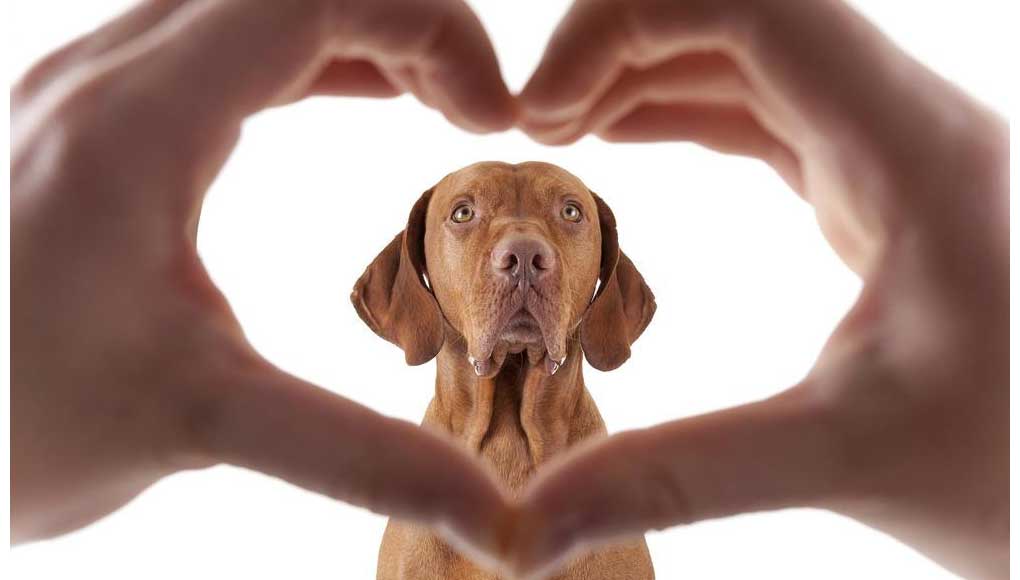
[352,161,656,579]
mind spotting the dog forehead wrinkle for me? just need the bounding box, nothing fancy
[512,164,525,218]
[516,160,589,189]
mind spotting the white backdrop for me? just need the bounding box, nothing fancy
[7,1,1012,579]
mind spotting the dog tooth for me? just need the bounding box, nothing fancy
[544,355,560,376]
[474,357,495,377]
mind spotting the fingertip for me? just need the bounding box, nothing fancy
[518,0,630,126]
[517,34,599,125]
[462,90,518,134]
[425,74,516,135]
[519,118,586,146]
[437,95,515,135]
[497,503,578,580]
[593,126,629,143]
[518,74,586,127]
[415,1,518,134]
[460,58,519,133]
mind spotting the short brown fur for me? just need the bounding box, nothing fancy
[353,162,656,580]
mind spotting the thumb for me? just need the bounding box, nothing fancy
[194,355,512,564]
[508,383,846,578]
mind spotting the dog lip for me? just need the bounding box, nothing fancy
[505,309,540,328]
[498,309,544,342]
[471,287,567,371]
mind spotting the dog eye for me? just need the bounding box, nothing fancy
[451,204,474,223]
[561,203,582,222]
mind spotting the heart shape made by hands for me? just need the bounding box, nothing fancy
[10,1,1007,579]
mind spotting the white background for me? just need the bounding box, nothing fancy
[6,1,1012,579]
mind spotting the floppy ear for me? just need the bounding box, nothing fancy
[580,191,657,371]
[351,189,444,365]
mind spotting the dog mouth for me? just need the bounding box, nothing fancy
[468,293,567,378]
[500,310,544,348]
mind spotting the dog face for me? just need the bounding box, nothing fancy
[352,161,655,373]
[423,161,603,376]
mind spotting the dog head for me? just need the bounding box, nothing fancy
[352,161,654,375]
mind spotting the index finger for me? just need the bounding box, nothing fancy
[519,0,948,161]
[86,0,514,148]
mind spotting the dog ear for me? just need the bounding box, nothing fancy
[580,191,657,371]
[351,188,444,365]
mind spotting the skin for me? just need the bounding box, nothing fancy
[505,0,1009,579]
[363,162,653,579]
[10,0,1008,579]
[12,0,517,558]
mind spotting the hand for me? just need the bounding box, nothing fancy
[11,0,516,562]
[511,0,1008,577]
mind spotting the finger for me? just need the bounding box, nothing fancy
[518,0,725,125]
[105,0,514,137]
[521,0,933,158]
[13,0,190,106]
[400,3,518,133]
[600,103,802,190]
[509,383,845,577]
[201,358,512,565]
[521,52,751,145]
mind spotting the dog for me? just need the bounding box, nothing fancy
[352,161,656,579]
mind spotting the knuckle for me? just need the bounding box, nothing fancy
[12,72,42,106]
[25,63,215,200]
[161,330,257,471]
[12,70,123,199]
[937,107,1008,192]
[12,41,80,105]
[609,0,759,64]
[41,70,130,179]
[610,0,653,63]
[165,384,224,471]
[712,0,771,54]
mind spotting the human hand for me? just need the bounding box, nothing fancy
[12,0,1009,577]
[510,0,1008,577]
[11,0,516,562]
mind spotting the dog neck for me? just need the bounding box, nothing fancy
[430,333,593,471]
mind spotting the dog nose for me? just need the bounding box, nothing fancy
[491,235,556,283]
